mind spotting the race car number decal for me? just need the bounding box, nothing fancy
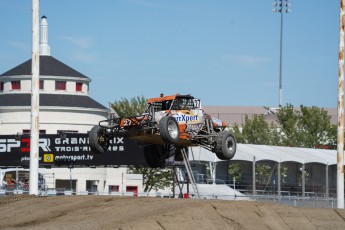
[123,120,132,126]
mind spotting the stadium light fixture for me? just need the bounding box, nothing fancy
[272,0,291,107]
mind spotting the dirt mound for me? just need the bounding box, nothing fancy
[0,195,345,229]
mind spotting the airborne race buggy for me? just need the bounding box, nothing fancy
[89,94,237,167]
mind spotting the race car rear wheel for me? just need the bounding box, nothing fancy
[215,131,237,160]
[144,145,167,168]
[89,126,109,154]
[159,116,180,144]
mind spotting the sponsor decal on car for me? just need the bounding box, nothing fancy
[175,114,198,122]
[173,111,201,124]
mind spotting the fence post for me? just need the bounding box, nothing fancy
[302,164,305,197]
[278,161,281,199]
[326,162,329,198]
[252,156,256,196]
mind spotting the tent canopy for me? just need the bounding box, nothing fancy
[190,144,341,165]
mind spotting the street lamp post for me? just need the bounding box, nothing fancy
[272,0,291,107]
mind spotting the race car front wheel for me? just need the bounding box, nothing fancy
[215,131,237,160]
[159,116,180,144]
[89,126,109,154]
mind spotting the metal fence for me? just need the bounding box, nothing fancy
[0,187,342,209]
[251,195,339,209]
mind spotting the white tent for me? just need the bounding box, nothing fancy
[189,144,342,197]
[190,144,341,165]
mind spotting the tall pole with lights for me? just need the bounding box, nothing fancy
[273,0,291,107]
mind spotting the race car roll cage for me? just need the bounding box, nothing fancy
[97,95,226,153]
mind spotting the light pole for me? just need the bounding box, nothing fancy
[272,0,291,107]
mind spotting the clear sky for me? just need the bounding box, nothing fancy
[0,0,340,108]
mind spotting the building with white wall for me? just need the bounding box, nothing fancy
[0,16,142,195]
[0,17,107,135]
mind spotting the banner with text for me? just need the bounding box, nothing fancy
[0,134,148,167]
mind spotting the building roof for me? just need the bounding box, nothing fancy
[190,144,342,165]
[203,106,338,126]
[0,56,90,80]
[0,94,106,110]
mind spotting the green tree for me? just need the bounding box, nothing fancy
[236,114,278,145]
[256,163,273,186]
[255,163,288,188]
[231,123,244,143]
[228,163,242,183]
[326,124,337,147]
[276,103,300,146]
[233,104,336,149]
[270,123,281,146]
[298,105,335,148]
[111,95,146,117]
[276,104,336,148]
[111,96,173,193]
[128,167,173,192]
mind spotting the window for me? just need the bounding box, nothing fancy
[126,186,138,196]
[11,81,20,90]
[109,185,119,192]
[171,98,196,110]
[39,80,44,90]
[22,130,46,135]
[0,82,3,91]
[55,81,66,90]
[76,82,83,92]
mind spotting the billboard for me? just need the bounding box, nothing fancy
[0,134,149,167]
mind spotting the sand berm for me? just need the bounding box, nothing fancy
[1,195,345,229]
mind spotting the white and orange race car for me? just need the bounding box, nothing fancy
[89,94,236,167]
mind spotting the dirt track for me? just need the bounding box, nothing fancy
[0,195,345,230]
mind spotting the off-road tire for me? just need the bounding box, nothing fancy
[215,131,236,160]
[159,116,180,144]
[89,126,109,154]
[144,145,167,168]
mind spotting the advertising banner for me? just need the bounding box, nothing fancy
[0,134,148,167]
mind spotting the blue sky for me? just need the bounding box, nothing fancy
[0,0,340,108]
